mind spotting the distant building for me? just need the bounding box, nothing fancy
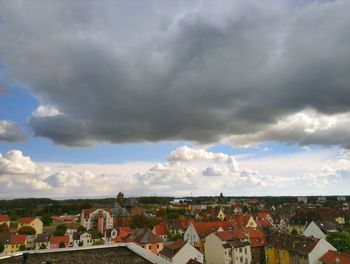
[319,250,350,264]
[34,233,51,250]
[159,240,203,264]
[337,196,346,202]
[304,221,341,239]
[297,196,308,204]
[80,209,113,233]
[0,215,10,228]
[17,217,43,235]
[49,235,70,249]
[3,234,27,254]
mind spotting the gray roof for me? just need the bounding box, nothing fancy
[111,203,130,217]
[124,198,139,207]
[34,233,51,243]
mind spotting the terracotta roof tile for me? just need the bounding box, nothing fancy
[18,217,37,224]
[0,215,10,222]
[50,235,70,244]
[319,250,350,263]
[10,234,26,244]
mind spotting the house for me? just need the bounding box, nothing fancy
[0,232,11,253]
[319,250,350,264]
[34,232,51,250]
[104,228,118,243]
[265,234,336,264]
[317,197,327,203]
[232,214,258,229]
[153,224,168,241]
[125,228,163,254]
[184,220,235,249]
[168,219,191,236]
[17,217,43,235]
[80,208,113,233]
[3,234,27,254]
[159,240,203,264]
[49,235,70,249]
[304,221,341,239]
[217,209,226,221]
[337,196,346,202]
[72,232,93,247]
[0,215,10,228]
[205,231,251,264]
[114,227,132,243]
[298,197,308,204]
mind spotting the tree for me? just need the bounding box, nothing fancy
[0,242,4,253]
[326,232,350,252]
[59,241,65,248]
[54,224,67,236]
[78,241,83,247]
[41,214,53,227]
[18,226,36,235]
[77,225,86,232]
[0,223,9,233]
[19,244,26,251]
[40,243,47,249]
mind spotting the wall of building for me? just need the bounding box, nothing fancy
[173,243,203,264]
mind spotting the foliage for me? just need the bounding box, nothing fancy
[0,242,4,253]
[54,224,67,236]
[167,231,183,241]
[77,225,87,232]
[92,239,104,245]
[19,245,26,251]
[40,243,47,249]
[0,223,9,233]
[41,214,53,226]
[78,241,83,247]
[326,232,350,252]
[18,226,36,235]
[129,214,160,228]
[59,241,65,248]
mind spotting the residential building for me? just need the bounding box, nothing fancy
[297,197,308,204]
[17,217,43,235]
[304,221,341,239]
[72,232,93,247]
[153,224,168,241]
[3,234,27,254]
[159,240,203,264]
[265,234,336,264]
[0,215,10,228]
[34,233,51,250]
[319,250,350,264]
[49,235,70,249]
[80,208,113,233]
[205,231,251,264]
[184,220,235,249]
[125,228,163,254]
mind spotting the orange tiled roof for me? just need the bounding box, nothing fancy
[18,217,37,224]
[154,224,167,236]
[0,215,10,222]
[319,250,350,264]
[50,235,70,244]
[192,221,234,239]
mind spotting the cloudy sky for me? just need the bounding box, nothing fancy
[0,0,350,198]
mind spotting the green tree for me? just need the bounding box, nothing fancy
[0,242,4,253]
[54,224,67,236]
[19,244,26,251]
[92,239,103,245]
[59,241,65,248]
[0,223,9,233]
[326,232,350,252]
[41,214,53,226]
[18,226,36,235]
[40,243,47,249]
[77,225,87,232]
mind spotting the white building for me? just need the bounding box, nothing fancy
[73,232,93,247]
[159,240,203,264]
[80,209,113,233]
[205,231,251,264]
[304,221,340,239]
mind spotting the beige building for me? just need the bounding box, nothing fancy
[17,217,43,235]
[205,231,252,264]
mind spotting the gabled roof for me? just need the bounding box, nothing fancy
[0,215,10,222]
[135,228,162,244]
[18,217,37,224]
[10,234,26,244]
[319,250,350,263]
[34,232,51,243]
[314,221,341,233]
[192,221,234,239]
[268,234,319,255]
[159,239,187,259]
[50,235,69,244]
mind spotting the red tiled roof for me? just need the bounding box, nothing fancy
[319,250,350,264]
[232,214,252,228]
[0,215,10,222]
[50,235,70,244]
[18,217,37,224]
[192,221,234,239]
[114,228,132,243]
[51,216,75,222]
[159,240,187,259]
[10,234,26,244]
[154,224,167,236]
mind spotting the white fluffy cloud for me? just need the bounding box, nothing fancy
[0,147,349,197]
[0,120,26,143]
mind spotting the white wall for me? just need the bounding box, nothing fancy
[204,233,227,264]
[308,238,336,264]
[304,221,325,239]
[184,223,200,247]
[173,243,203,264]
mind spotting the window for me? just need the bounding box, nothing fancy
[244,248,247,254]
[149,245,151,250]
[157,244,159,249]
[240,256,243,263]
[239,248,242,253]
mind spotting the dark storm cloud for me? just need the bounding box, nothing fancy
[0,0,350,147]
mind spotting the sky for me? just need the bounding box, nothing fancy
[0,0,350,198]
